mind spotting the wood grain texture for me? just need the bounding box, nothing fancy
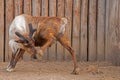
[32,0,41,16]
[108,0,120,65]
[105,0,110,61]
[0,0,4,61]
[56,0,65,61]
[41,0,48,16]
[113,0,120,65]
[80,0,88,61]
[24,0,32,15]
[48,0,57,61]
[14,0,23,16]
[105,0,117,62]
[88,0,97,61]
[117,0,120,65]
[64,0,73,60]
[72,0,81,61]
[5,0,14,61]
[97,0,105,61]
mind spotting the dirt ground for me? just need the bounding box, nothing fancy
[0,60,120,80]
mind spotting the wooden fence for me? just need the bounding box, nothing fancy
[0,0,120,65]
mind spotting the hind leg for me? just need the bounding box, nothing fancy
[58,35,80,74]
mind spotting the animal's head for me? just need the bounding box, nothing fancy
[15,23,37,55]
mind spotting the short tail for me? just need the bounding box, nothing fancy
[61,18,68,25]
[59,18,68,34]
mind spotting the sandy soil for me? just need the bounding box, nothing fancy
[0,61,120,80]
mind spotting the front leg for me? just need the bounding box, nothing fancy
[6,48,25,72]
[37,39,53,58]
[7,49,19,69]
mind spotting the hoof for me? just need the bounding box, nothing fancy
[6,67,14,72]
[31,58,38,62]
[6,68,14,72]
[71,67,80,75]
[38,50,43,57]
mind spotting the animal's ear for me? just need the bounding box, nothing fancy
[28,23,37,38]
[15,31,28,43]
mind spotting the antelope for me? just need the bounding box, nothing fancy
[6,14,80,74]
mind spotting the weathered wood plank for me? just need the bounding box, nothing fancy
[0,0,4,61]
[14,0,23,16]
[113,0,120,66]
[105,0,110,61]
[49,0,56,16]
[41,0,49,60]
[32,0,41,16]
[97,0,105,61]
[105,0,117,63]
[5,0,14,61]
[108,0,120,65]
[88,0,97,61]
[64,0,73,60]
[72,0,81,61]
[24,0,31,15]
[48,0,57,61]
[80,0,88,61]
[56,0,65,61]
[41,0,48,16]
[118,0,120,66]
